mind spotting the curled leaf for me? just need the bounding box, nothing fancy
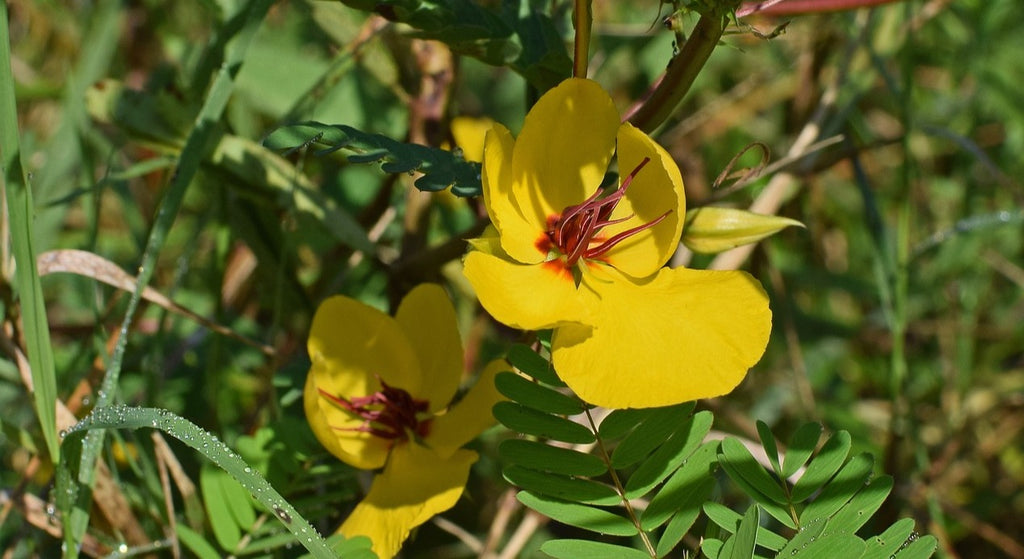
[682,207,803,254]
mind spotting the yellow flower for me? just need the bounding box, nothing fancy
[304,284,505,558]
[463,78,772,409]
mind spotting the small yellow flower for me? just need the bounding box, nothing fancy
[304,284,505,558]
[463,78,772,409]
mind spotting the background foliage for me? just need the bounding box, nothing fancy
[1,0,1022,557]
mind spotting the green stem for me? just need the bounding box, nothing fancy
[584,408,657,557]
[625,12,729,132]
[572,0,592,78]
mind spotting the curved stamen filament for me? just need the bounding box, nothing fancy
[319,378,431,440]
[546,157,671,268]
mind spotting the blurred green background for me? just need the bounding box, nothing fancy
[2,0,1022,556]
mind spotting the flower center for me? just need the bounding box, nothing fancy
[541,157,671,269]
[319,378,431,441]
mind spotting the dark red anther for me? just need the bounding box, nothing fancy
[543,157,671,268]
[319,377,431,441]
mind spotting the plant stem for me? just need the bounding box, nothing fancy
[573,0,593,78]
[584,408,657,557]
[625,12,730,132]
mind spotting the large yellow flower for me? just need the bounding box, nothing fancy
[304,284,505,558]
[463,78,772,409]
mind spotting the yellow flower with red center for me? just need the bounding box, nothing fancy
[463,78,772,409]
[304,284,505,558]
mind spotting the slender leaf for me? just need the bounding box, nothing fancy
[503,465,619,505]
[797,534,866,558]
[499,439,606,477]
[859,518,923,559]
[177,524,222,559]
[626,411,713,498]
[598,408,651,440]
[791,431,852,503]
[784,422,823,479]
[656,503,705,557]
[201,466,243,550]
[611,403,694,469]
[492,402,595,444]
[517,492,637,536]
[756,420,783,478]
[641,441,719,530]
[62,3,275,556]
[0,1,59,461]
[704,503,786,552]
[775,518,827,557]
[495,372,582,415]
[57,406,339,558]
[507,343,564,387]
[800,453,874,524]
[727,505,760,559]
[718,437,790,505]
[263,122,482,196]
[823,475,893,537]
[541,539,652,559]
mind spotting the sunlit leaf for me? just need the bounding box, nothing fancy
[718,437,789,505]
[494,372,582,415]
[597,408,651,440]
[626,411,712,498]
[492,402,595,444]
[507,343,565,387]
[611,403,694,469]
[783,422,823,479]
[799,453,874,524]
[541,539,652,559]
[641,441,719,530]
[503,465,619,505]
[791,431,851,503]
[499,439,606,477]
[517,492,637,536]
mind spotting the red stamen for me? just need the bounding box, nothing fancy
[318,378,431,441]
[543,157,669,269]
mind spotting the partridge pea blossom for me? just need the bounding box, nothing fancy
[463,78,772,409]
[304,284,504,558]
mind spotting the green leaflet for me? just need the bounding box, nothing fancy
[507,343,564,387]
[799,453,875,524]
[610,403,695,469]
[492,401,595,444]
[517,492,638,536]
[499,439,606,477]
[791,430,852,503]
[540,539,652,559]
[263,122,483,197]
[625,410,713,498]
[494,372,583,415]
[783,422,824,479]
[503,465,619,505]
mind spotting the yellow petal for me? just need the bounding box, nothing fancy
[450,116,493,163]
[600,122,686,278]
[552,267,771,408]
[682,207,804,254]
[482,124,545,264]
[305,296,421,469]
[428,359,508,457]
[339,443,477,559]
[463,250,589,330]
[395,284,464,414]
[512,78,619,228]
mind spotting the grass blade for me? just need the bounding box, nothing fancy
[0,1,60,462]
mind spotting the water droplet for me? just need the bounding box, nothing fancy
[118,543,128,553]
[244,467,252,473]
[59,430,67,439]
[273,505,292,524]
[81,395,91,406]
